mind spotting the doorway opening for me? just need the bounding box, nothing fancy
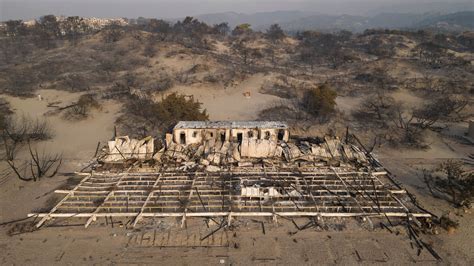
[237,133,243,143]
[278,130,285,141]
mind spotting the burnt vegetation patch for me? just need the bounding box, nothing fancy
[117,92,209,138]
[0,14,472,181]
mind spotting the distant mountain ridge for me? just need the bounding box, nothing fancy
[190,11,474,32]
[414,11,474,30]
[187,11,318,28]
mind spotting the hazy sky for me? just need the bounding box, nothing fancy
[1,0,472,21]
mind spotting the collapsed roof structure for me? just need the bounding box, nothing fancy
[31,121,431,228]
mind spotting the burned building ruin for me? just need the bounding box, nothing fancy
[172,121,290,146]
[31,121,432,228]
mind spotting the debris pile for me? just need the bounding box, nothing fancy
[155,136,368,167]
[103,136,154,162]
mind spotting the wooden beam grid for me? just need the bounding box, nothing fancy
[58,193,400,206]
[52,206,408,216]
[33,169,427,226]
[75,173,385,184]
[57,199,401,211]
[53,205,406,211]
[84,172,132,228]
[29,211,432,219]
[131,171,162,227]
[59,197,401,206]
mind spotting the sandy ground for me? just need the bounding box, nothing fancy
[2,89,121,161]
[0,90,122,223]
[391,88,424,107]
[378,155,474,265]
[374,133,474,265]
[335,96,362,115]
[0,89,473,264]
[0,28,473,264]
[213,40,231,54]
[1,217,467,265]
[336,88,424,116]
[165,73,285,120]
[377,134,465,160]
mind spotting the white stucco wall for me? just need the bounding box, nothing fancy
[173,127,288,145]
[173,129,203,145]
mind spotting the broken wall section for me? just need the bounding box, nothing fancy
[103,136,154,162]
[240,139,282,158]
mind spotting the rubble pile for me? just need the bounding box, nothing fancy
[100,121,370,169]
[160,136,368,166]
[103,136,154,162]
